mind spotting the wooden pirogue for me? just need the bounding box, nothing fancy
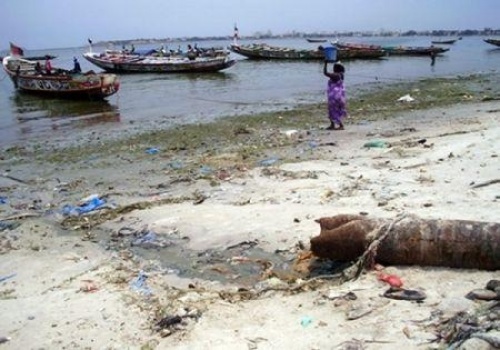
[310,214,500,270]
[229,43,386,60]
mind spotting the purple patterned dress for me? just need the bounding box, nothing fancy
[327,78,347,125]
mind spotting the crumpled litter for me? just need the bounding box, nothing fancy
[363,140,388,148]
[131,230,173,249]
[62,194,106,216]
[258,157,280,167]
[0,273,16,283]
[397,94,415,102]
[130,270,152,296]
[145,147,160,155]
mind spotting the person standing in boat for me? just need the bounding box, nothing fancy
[72,57,82,73]
[44,55,52,75]
[323,60,347,130]
[35,61,43,74]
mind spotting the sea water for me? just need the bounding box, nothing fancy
[1,36,499,147]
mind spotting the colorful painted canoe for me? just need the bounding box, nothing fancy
[2,56,120,100]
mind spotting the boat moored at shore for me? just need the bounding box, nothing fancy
[83,50,236,73]
[2,55,120,100]
[229,43,386,61]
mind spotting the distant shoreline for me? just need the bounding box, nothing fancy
[94,29,500,47]
[3,29,499,52]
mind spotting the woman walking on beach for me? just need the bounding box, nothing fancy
[323,61,347,130]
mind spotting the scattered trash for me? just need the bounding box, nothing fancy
[0,273,16,283]
[319,142,337,147]
[145,147,160,155]
[363,140,388,148]
[131,229,173,249]
[486,279,500,292]
[383,287,426,301]
[377,273,403,288]
[199,165,213,176]
[258,157,280,167]
[0,196,7,204]
[471,178,500,189]
[0,222,20,232]
[166,160,184,170]
[0,336,10,344]
[400,127,417,132]
[308,141,319,148]
[465,279,500,301]
[62,194,106,216]
[283,129,299,138]
[155,315,182,330]
[397,94,415,102]
[300,316,313,327]
[346,304,372,320]
[80,280,99,293]
[466,289,499,301]
[130,270,152,296]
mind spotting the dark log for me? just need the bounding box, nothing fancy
[310,215,500,270]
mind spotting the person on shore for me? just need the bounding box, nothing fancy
[430,50,436,66]
[323,60,347,130]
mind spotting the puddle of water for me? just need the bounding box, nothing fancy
[97,227,345,287]
[135,242,298,287]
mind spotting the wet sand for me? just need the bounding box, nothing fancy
[0,97,499,349]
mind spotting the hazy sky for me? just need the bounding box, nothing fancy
[1,0,499,50]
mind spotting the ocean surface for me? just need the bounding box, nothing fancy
[1,36,499,147]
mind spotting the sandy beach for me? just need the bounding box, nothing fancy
[0,94,499,349]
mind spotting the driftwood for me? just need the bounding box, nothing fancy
[310,214,500,270]
[471,178,500,189]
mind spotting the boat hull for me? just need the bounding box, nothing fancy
[83,53,236,73]
[484,39,500,47]
[384,46,450,56]
[431,40,456,45]
[335,41,449,56]
[229,44,385,61]
[3,56,120,100]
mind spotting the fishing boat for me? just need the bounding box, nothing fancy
[484,38,500,47]
[0,54,57,61]
[2,55,120,100]
[83,50,236,73]
[431,39,457,45]
[1,43,57,63]
[306,38,327,43]
[334,41,384,51]
[335,41,449,56]
[228,43,386,60]
[383,45,450,56]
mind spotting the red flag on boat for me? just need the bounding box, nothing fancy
[10,42,24,56]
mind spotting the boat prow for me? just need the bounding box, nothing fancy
[484,38,500,47]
